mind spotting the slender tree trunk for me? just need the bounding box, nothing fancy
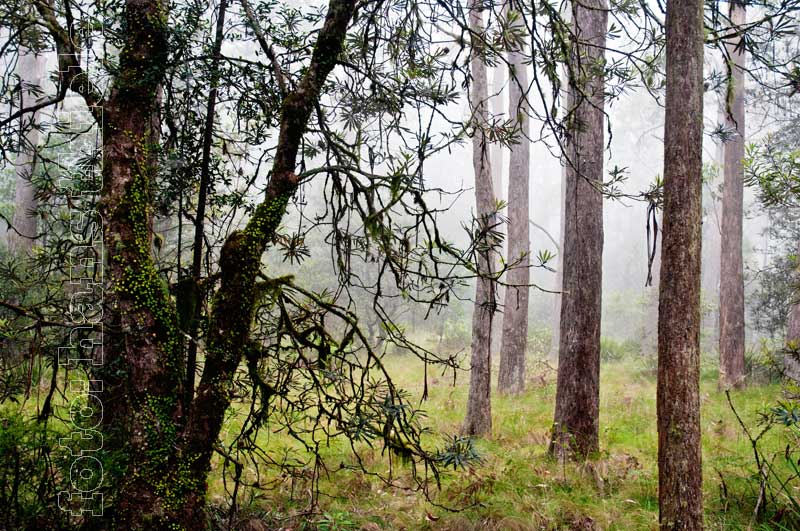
[463,0,496,437]
[185,0,229,410]
[9,47,46,254]
[551,169,566,361]
[701,101,725,343]
[719,0,747,389]
[491,63,505,359]
[657,0,704,524]
[549,0,606,459]
[497,2,530,395]
[785,239,800,382]
[550,4,572,361]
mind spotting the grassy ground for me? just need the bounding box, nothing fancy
[211,349,794,531]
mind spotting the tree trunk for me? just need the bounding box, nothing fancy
[95,1,187,525]
[184,0,229,411]
[549,0,606,459]
[180,1,358,527]
[785,239,800,382]
[497,2,530,395]
[718,0,747,390]
[463,0,496,437]
[491,63,506,361]
[33,0,357,527]
[9,47,46,254]
[657,0,705,524]
[550,2,572,362]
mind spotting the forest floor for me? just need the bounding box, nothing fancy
[211,346,797,531]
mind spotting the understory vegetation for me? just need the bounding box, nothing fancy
[4,336,797,530]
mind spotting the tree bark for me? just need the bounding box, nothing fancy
[463,0,496,437]
[35,0,357,527]
[9,44,46,254]
[497,2,530,395]
[550,0,572,362]
[549,0,606,459]
[657,0,705,524]
[719,0,747,390]
[92,0,187,526]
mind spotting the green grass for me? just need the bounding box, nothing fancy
[3,342,790,530]
[210,351,793,531]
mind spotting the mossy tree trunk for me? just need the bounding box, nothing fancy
[36,0,357,528]
[93,0,187,527]
[550,0,607,459]
[179,0,358,527]
[657,0,705,525]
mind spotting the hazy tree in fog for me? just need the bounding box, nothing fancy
[491,61,505,358]
[786,238,800,381]
[497,2,530,395]
[464,0,497,436]
[549,0,607,458]
[8,27,45,254]
[657,0,705,525]
[549,0,573,362]
[719,0,747,389]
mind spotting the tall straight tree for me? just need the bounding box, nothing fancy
[657,0,705,525]
[550,0,607,458]
[490,64,505,357]
[719,0,747,389]
[9,34,46,254]
[550,0,572,362]
[497,1,530,395]
[463,0,497,436]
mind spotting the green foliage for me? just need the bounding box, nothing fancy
[315,511,356,531]
[723,392,800,529]
[744,342,784,385]
[433,435,483,470]
[600,337,641,363]
[0,408,71,530]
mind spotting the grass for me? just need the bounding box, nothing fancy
[210,348,793,531]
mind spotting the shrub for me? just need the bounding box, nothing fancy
[0,409,71,530]
[600,337,641,363]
